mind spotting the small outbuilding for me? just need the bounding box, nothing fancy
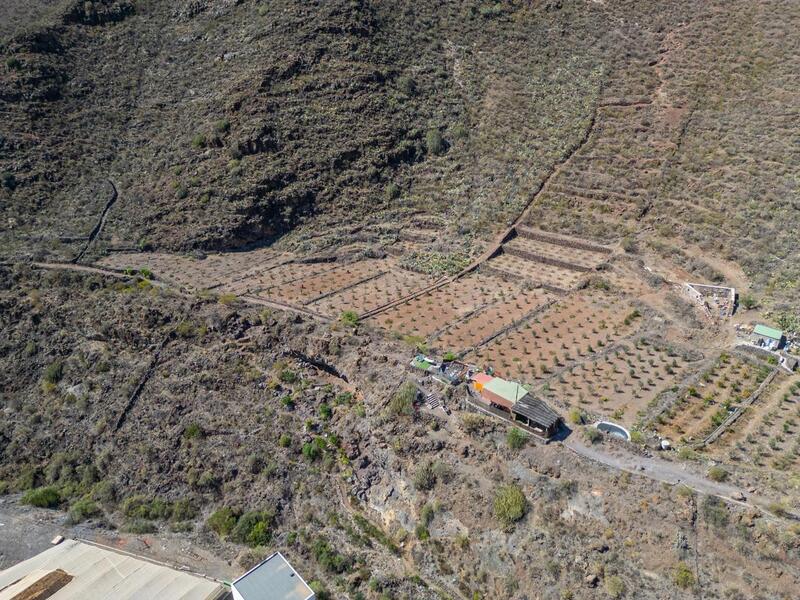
[511,395,562,437]
[751,324,784,350]
[232,552,314,600]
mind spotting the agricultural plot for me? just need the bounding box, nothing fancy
[225,261,340,296]
[595,262,657,298]
[703,379,800,473]
[485,253,586,291]
[369,273,523,341]
[468,292,641,385]
[431,287,554,354]
[258,259,390,306]
[504,236,607,270]
[545,339,696,427]
[309,268,437,316]
[654,353,773,443]
[97,248,288,290]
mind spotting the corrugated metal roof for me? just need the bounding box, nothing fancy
[0,540,225,600]
[512,396,561,428]
[232,552,313,600]
[753,324,782,340]
[482,377,528,403]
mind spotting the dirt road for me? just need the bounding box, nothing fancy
[563,434,794,519]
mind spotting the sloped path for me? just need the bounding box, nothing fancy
[563,435,797,520]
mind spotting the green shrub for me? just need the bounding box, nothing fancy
[302,437,326,461]
[312,537,351,573]
[197,470,219,489]
[175,320,196,337]
[702,496,729,528]
[68,498,101,524]
[43,361,64,385]
[214,119,230,133]
[673,562,695,588]
[385,183,401,200]
[415,524,430,541]
[183,422,203,439]
[397,76,416,96]
[279,369,298,384]
[123,519,156,534]
[22,486,61,508]
[568,408,584,425]
[230,511,274,547]
[584,428,602,443]
[5,57,21,70]
[629,430,645,444]
[318,403,332,420]
[413,462,436,491]
[309,581,331,600]
[278,433,292,448]
[340,310,359,326]
[207,507,238,536]
[425,129,444,155]
[191,133,207,148]
[740,294,758,310]
[494,484,527,529]
[707,466,728,482]
[387,382,416,416]
[121,495,174,520]
[506,427,527,450]
[605,575,625,598]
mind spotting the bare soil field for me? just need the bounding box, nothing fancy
[431,287,554,355]
[369,273,523,340]
[485,253,587,291]
[504,235,609,270]
[256,259,390,306]
[308,268,437,317]
[98,249,289,291]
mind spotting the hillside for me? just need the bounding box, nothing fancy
[2,2,800,600]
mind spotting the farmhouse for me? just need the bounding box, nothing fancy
[751,324,784,350]
[471,373,562,437]
[232,552,314,600]
[0,539,226,600]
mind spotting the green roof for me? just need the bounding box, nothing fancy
[483,377,528,403]
[754,324,783,340]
